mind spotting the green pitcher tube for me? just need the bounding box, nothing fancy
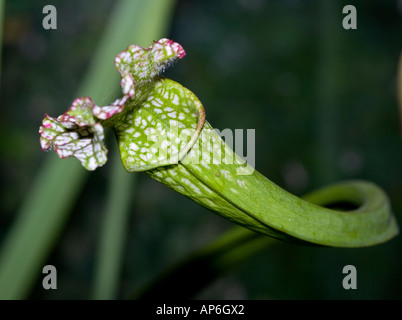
[39,39,398,248]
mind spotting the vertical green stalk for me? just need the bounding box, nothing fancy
[0,159,84,300]
[92,147,135,300]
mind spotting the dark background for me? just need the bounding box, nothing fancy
[1,0,401,299]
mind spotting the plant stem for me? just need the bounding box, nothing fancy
[92,146,135,300]
[133,176,398,298]
[0,159,85,299]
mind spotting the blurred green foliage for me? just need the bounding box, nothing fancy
[0,0,401,299]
